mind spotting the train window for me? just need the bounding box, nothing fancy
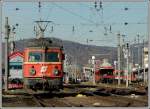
[45,52,59,62]
[29,52,42,62]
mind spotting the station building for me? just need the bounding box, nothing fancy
[9,51,23,79]
[9,51,24,88]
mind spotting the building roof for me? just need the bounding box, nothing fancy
[101,59,112,67]
[9,51,24,60]
[100,66,113,69]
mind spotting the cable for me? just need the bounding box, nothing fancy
[32,2,146,47]
[45,3,55,22]
[51,3,109,39]
[52,3,97,25]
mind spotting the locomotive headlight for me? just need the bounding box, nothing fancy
[53,69,59,75]
[30,67,36,75]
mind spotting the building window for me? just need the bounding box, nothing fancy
[10,65,22,69]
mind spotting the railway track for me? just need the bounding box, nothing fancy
[25,87,147,107]
[3,86,148,107]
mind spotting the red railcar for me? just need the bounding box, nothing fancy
[95,66,114,83]
[95,67,137,83]
[23,38,65,91]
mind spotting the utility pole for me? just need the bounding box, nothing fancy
[128,43,131,84]
[92,56,96,85]
[74,56,77,83]
[148,0,150,88]
[131,42,134,68]
[137,34,140,81]
[86,39,89,49]
[4,17,10,92]
[117,33,121,86]
[142,39,146,84]
[126,43,129,88]
[137,34,140,66]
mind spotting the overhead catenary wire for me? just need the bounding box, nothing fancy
[31,2,147,47]
[49,3,109,39]
[51,3,97,25]
[43,2,146,39]
[79,2,124,23]
[45,3,55,22]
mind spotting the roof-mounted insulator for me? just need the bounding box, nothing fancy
[104,26,106,29]
[99,1,103,9]
[16,23,19,26]
[126,43,129,49]
[12,26,16,31]
[109,25,112,33]
[124,7,128,11]
[38,1,41,12]
[51,26,53,32]
[94,1,97,9]
[34,26,36,32]
[104,27,107,36]
[15,8,19,11]
[124,22,128,25]
[72,26,75,32]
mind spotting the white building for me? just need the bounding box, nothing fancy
[9,52,23,80]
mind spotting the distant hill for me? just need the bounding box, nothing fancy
[2,37,147,68]
[61,39,117,66]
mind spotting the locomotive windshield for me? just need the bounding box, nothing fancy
[45,52,59,62]
[29,52,42,62]
[28,51,60,62]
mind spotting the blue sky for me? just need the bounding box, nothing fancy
[2,1,148,47]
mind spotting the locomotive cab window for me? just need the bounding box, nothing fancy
[28,52,42,62]
[45,52,59,62]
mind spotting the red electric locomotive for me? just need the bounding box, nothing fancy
[23,38,65,91]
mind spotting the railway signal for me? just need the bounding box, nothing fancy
[4,17,11,92]
[126,43,130,88]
